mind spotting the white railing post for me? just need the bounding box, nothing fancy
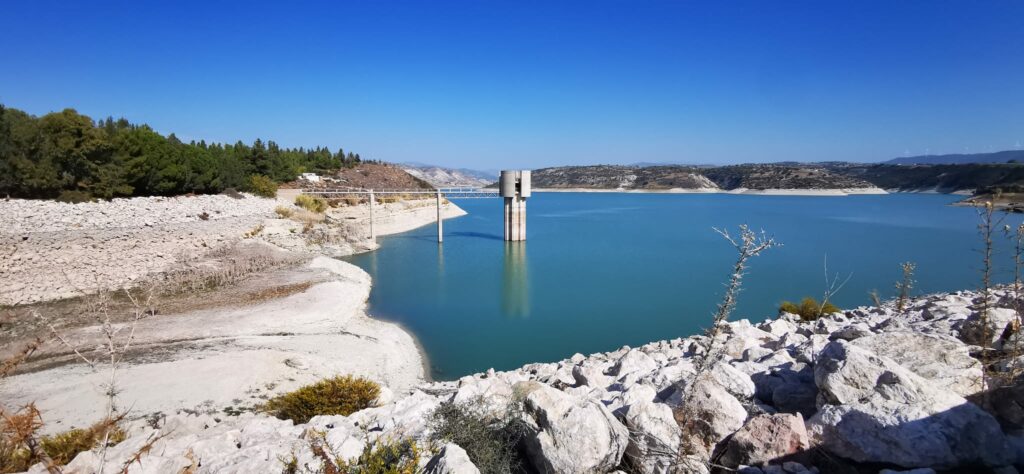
[436,190,443,243]
[369,189,376,241]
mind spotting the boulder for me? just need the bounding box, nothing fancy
[751,364,817,418]
[760,318,802,338]
[756,349,798,369]
[639,359,697,399]
[811,314,849,335]
[960,307,1019,348]
[668,374,747,458]
[612,349,659,378]
[710,361,756,400]
[573,362,613,389]
[984,383,1024,430]
[829,322,872,341]
[519,382,629,473]
[424,443,481,474]
[792,335,830,364]
[722,320,778,359]
[620,400,682,474]
[742,346,775,363]
[718,414,809,468]
[851,331,983,397]
[808,340,1012,468]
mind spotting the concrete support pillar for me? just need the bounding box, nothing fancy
[368,190,376,241]
[436,190,444,243]
[504,196,527,241]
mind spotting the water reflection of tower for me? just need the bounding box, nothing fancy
[502,242,529,318]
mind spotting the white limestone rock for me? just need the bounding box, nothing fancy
[807,340,1011,468]
[851,331,983,397]
[620,400,682,474]
[518,382,629,474]
[424,443,481,474]
[718,413,809,468]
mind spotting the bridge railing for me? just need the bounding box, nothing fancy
[300,186,499,198]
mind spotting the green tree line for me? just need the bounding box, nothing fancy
[0,104,363,200]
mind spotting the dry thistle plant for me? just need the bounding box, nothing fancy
[998,223,1024,385]
[895,262,916,313]
[670,225,778,470]
[38,285,158,472]
[696,225,780,374]
[977,202,1005,391]
[818,255,852,319]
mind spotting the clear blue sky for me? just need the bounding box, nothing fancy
[3,1,1023,169]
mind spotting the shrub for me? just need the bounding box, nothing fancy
[294,195,328,213]
[779,297,840,321]
[56,190,93,203]
[40,422,126,466]
[274,206,294,218]
[427,398,528,474]
[336,437,420,474]
[0,412,125,471]
[247,175,278,198]
[263,375,380,423]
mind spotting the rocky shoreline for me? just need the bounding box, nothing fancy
[26,286,1024,473]
[5,194,1023,474]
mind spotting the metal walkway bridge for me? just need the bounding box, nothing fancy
[299,186,500,243]
[301,186,499,199]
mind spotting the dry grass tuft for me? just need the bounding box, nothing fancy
[779,297,840,322]
[40,418,127,466]
[295,195,328,213]
[274,206,294,218]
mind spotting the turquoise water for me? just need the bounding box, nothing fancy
[345,193,1024,380]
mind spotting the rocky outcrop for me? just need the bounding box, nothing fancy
[25,288,1024,474]
[519,382,629,473]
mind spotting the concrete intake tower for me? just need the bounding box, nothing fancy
[499,170,530,241]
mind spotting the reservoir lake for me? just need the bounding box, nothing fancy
[345,192,1024,379]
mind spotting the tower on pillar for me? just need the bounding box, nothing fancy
[499,170,530,241]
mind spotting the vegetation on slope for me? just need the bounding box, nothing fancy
[702,164,870,190]
[0,104,365,201]
[530,164,870,190]
[830,163,1024,192]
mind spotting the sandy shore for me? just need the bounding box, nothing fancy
[534,187,888,196]
[0,195,467,434]
[0,257,426,433]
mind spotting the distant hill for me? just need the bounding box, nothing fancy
[885,150,1024,165]
[531,165,717,190]
[829,163,1024,193]
[530,164,872,191]
[400,164,497,187]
